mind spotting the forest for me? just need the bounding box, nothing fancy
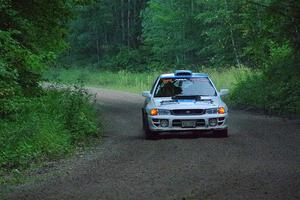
[61,0,300,113]
[65,0,299,68]
[0,0,99,180]
[0,0,300,181]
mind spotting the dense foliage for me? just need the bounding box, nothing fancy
[0,0,99,176]
[1,0,74,119]
[63,0,148,70]
[65,0,299,67]
[0,0,75,98]
[63,0,300,115]
[0,87,98,171]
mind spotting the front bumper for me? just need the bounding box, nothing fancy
[147,114,228,132]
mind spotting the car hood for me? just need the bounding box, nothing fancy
[153,97,220,110]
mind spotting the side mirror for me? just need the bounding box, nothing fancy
[220,89,229,96]
[142,91,151,98]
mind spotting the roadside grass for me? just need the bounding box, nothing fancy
[44,67,251,94]
[0,86,100,185]
[46,67,299,116]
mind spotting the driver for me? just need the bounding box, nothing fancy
[157,79,182,97]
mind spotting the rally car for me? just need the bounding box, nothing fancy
[142,70,229,139]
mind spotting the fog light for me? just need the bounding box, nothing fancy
[209,118,218,127]
[160,119,169,128]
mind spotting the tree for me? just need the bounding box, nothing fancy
[64,0,147,67]
[142,0,202,65]
[0,0,82,96]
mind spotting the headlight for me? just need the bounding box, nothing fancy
[206,108,218,114]
[206,107,226,114]
[158,109,171,115]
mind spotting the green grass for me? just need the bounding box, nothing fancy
[44,67,251,93]
[0,87,100,184]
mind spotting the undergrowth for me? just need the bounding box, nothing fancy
[0,85,100,184]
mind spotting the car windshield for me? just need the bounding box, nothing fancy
[154,77,216,97]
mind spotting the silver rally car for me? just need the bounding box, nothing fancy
[142,70,229,139]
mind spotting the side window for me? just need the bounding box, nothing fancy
[150,76,159,94]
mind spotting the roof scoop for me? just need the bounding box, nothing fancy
[174,70,192,76]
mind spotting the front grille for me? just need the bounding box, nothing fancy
[171,109,205,115]
[172,119,205,127]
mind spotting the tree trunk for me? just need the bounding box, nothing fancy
[176,55,180,64]
[133,0,136,47]
[127,0,131,47]
[113,1,120,44]
[105,30,108,44]
[224,0,241,67]
[96,38,100,64]
[121,0,125,44]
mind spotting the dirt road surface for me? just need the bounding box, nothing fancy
[3,88,300,200]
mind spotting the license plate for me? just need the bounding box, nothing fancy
[182,121,196,128]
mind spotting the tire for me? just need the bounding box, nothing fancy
[144,128,159,140]
[214,128,228,138]
[142,109,149,131]
[142,110,159,140]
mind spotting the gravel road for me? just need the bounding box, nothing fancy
[4,88,300,200]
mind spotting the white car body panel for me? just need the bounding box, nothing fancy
[142,70,229,133]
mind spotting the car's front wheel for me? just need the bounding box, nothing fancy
[214,128,228,138]
[144,128,159,140]
[142,110,159,140]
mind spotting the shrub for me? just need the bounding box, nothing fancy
[230,49,300,116]
[0,86,99,171]
[100,47,150,72]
